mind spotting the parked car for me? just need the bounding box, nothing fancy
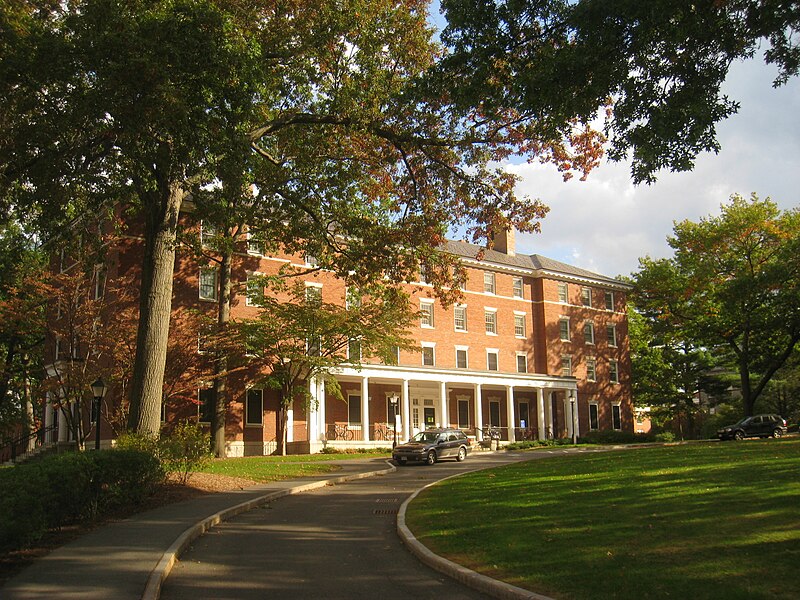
[392,428,471,465]
[717,414,788,440]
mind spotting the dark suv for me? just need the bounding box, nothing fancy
[717,414,788,440]
[392,428,471,465]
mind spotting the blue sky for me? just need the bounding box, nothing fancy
[508,56,800,278]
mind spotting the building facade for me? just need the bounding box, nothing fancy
[43,217,633,456]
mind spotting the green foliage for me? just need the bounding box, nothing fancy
[505,439,573,451]
[159,421,212,485]
[578,430,651,445]
[653,432,676,443]
[0,448,162,553]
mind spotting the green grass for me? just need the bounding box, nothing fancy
[406,439,800,600]
[197,451,391,483]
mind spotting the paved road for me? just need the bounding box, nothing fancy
[160,451,556,600]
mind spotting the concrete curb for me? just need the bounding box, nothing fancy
[141,460,396,600]
[396,469,555,600]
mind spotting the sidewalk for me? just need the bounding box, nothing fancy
[1,459,394,600]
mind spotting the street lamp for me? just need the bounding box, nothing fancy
[389,394,400,448]
[90,377,108,451]
[569,390,577,446]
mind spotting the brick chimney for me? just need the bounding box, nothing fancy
[493,227,516,256]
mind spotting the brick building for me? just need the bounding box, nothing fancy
[42,218,633,456]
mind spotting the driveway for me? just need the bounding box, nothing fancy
[159,451,555,600]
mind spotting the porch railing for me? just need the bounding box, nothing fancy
[0,424,58,464]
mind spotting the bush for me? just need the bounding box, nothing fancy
[654,431,677,443]
[0,448,163,553]
[578,430,653,445]
[158,421,211,484]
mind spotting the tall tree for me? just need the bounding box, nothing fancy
[633,194,800,417]
[232,281,416,455]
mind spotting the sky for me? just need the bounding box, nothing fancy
[507,57,800,279]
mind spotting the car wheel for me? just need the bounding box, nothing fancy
[456,446,467,462]
[733,430,745,441]
[772,428,783,438]
[426,451,437,466]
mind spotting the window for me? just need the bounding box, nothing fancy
[422,344,435,366]
[559,318,570,341]
[605,291,614,311]
[512,277,524,298]
[586,357,597,382]
[483,271,496,294]
[561,355,572,377]
[305,283,322,305]
[489,401,501,427]
[412,407,420,429]
[246,229,263,255]
[94,265,106,299]
[516,353,528,373]
[581,286,592,307]
[558,282,568,303]
[584,322,595,344]
[419,264,428,284]
[612,404,622,430]
[589,403,599,430]
[487,350,499,371]
[485,310,497,334]
[456,348,468,369]
[198,387,214,423]
[386,345,400,365]
[200,222,216,247]
[609,359,619,383]
[245,276,261,306]
[54,337,62,361]
[420,301,434,328]
[199,268,218,301]
[348,394,362,425]
[345,287,361,310]
[246,389,264,425]
[197,328,211,354]
[305,254,318,267]
[607,324,617,347]
[458,399,470,428]
[454,305,467,332]
[514,313,526,338]
[348,338,362,362]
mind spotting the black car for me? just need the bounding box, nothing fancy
[392,428,471,465]
[717,414,787,440]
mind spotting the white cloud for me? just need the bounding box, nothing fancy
[510,58,800,279]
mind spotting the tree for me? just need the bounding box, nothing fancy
[231,281,416,455]
[633,194,800,417]
[436,0,800,184]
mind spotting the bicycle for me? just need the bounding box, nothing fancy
[480,426,501,441]
[373,423,395,441]
[516,427,536,441]
[327,423,354,441]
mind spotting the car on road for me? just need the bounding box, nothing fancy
[717,414,788,440]
[392,428,471,465]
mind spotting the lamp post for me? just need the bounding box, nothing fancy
[90,377,108,451]
[389,394,400,448]
[569,390,577,446]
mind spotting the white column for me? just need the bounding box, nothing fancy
[439,381,448,428]
[307,377,319,442]
[572,389,580,440]
[361,376,370,441]
[57,403,68,442]
[475,384,483,440]
[286,401,294,442]
[402,379,411,441]
[506,386,516,443]
[544,391,553,439]
[536,388,546,441]
[317,378,326,441]
[45,397,55,443]
[563,394,572,439]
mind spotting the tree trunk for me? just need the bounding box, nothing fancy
[128,184,184,434]
[211,248,233,457]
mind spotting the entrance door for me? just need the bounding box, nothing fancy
[518,402,530,429]
[424,407,436,429]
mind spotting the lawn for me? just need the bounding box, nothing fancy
[197,450,391,483]
[405,439,800,600]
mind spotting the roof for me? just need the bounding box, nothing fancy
[443,239,629,288]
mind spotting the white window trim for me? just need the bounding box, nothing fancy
[454,304,468,332]
[581,286,592,307]
[486,348,499,371]
[584,321,595,345]
[609,358,620,384]
[605,290,615,312]
[483,271,496,294]
[199,267,218,302]
[420,300,435,328]
[557,282,569,304]
[559,316,571,342]
[484,307,498,336]
[512,277,524,299]
[246,229,264,255]
[455,345,469,369]
[561,354,573,377]
[608,324,618,348]
[421,342,436,367]
[612,402,622,430]
[514,311,526,338]
[245,388,264,426]
[515,352,528,373]
[589,402,600,431]
[586,357,597,382]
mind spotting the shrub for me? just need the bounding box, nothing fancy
[0,448,163,553]
[578,430,653,445]
[158,421,211,484]
[654,431,677,443]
